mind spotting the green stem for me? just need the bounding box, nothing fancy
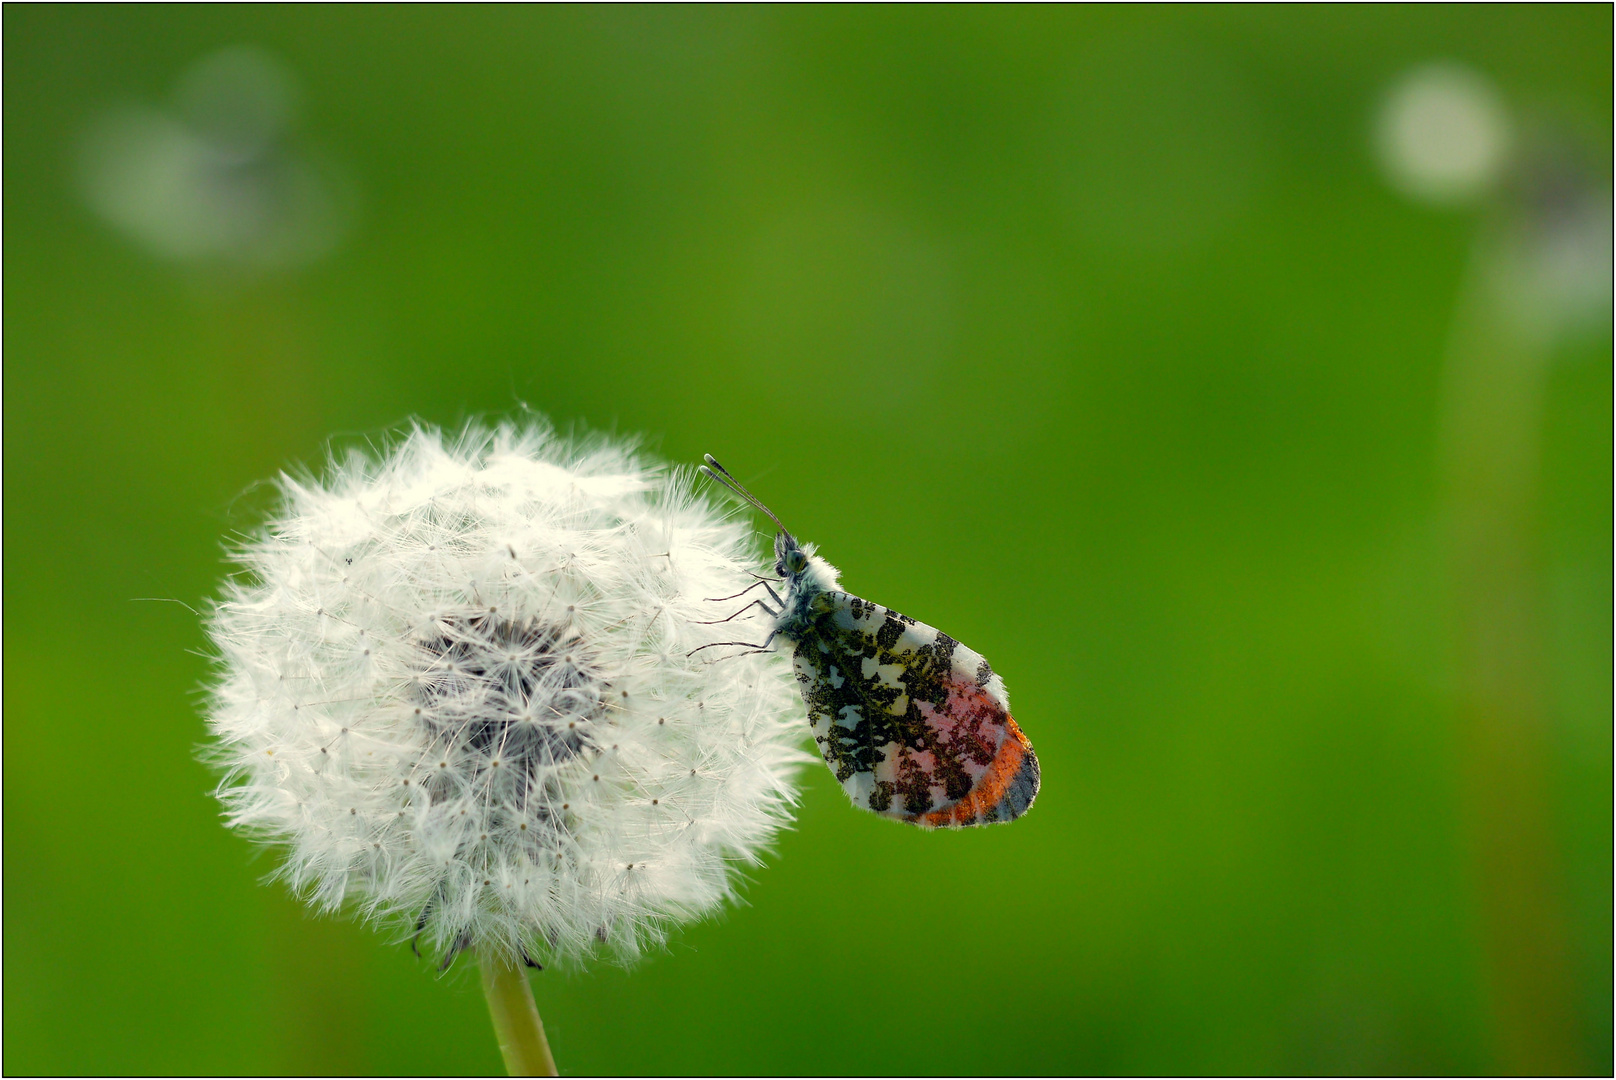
[479,953,558,1077]
[1440,224,1582,1074]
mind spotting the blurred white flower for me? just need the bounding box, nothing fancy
[1375,62,1511,206]
[206,423,806,970]
[78,45,349,270]
[1374,61,1612,347]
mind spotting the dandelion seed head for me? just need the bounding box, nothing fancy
[205,422,806,968]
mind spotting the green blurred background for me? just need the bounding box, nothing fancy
[5,7,1610,1076]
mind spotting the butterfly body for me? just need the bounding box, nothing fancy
[703,458,1039,828]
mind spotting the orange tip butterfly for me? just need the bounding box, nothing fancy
[697,455,1039,828]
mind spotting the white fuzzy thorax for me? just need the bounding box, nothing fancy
[797,548,843,597]
[205,423,807,969]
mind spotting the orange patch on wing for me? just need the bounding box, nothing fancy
[912,714,1034,827]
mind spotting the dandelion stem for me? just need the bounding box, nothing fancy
[480,953,558,1077]
[1438,223,1583,1075]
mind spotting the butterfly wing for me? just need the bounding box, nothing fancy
[789,591,1039,827]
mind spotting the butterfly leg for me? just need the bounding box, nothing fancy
[694,598,778,625]
[688,629,778,656]
[705,579,785,605]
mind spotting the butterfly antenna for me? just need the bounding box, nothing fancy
[700,455,795,542]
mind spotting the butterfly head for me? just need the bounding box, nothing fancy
[775,533,807,577]
[773,532,840,596]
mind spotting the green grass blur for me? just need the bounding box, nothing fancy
[5,7,1609,1076]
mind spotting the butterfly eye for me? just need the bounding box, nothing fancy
[784,549,808,574]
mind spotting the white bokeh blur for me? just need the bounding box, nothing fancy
[1377,60,1611,346]
[78,46,350,271]
[1375,63,1512,207]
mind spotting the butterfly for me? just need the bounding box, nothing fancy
[696,455,1039,828]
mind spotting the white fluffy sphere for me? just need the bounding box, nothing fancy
[206,423,806,969]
